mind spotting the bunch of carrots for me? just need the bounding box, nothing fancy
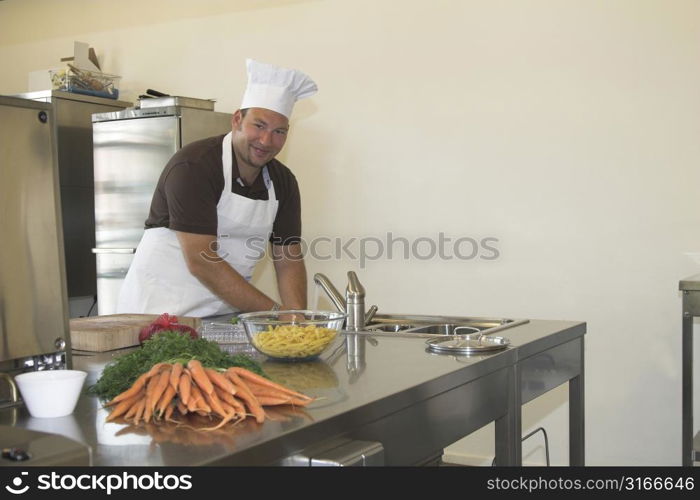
[104,360,314,431]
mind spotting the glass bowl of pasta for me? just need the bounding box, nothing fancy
[238,310,346,362]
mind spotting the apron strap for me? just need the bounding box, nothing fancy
[221,132,234,195]
[262,166,276,200]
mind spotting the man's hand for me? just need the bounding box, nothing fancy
[272,243,307,310]
[175,231,278,312]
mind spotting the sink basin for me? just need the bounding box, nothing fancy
[406,324,480,335]
[366,323,420,333]
[361,313,528,338]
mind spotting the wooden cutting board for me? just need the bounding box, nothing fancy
[69,314,202,352]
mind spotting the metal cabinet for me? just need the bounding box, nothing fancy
[0,96,69,365]
[11,90,131,299]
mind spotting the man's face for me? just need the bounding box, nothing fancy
[231,107,289,170]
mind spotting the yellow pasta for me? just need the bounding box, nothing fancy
[253,325,338,358]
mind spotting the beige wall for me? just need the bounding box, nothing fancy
[2,0,699,465]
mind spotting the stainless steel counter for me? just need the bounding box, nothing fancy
[0,319,585,466]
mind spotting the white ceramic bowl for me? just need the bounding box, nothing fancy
[15,370,87,418]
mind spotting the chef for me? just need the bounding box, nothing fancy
[116,59,317,317]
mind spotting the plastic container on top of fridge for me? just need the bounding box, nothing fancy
[50,65,120,100]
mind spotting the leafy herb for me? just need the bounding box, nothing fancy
[88,330,265,401]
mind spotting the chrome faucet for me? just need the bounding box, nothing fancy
[314,271,378,331]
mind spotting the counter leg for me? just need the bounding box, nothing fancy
[682,304,693,466]
[569,336,585,465]
[495,365,521,465]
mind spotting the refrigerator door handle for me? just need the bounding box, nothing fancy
[91,248,136,254]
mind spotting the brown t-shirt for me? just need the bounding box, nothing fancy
[144,134,301,245]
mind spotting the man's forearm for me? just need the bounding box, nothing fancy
[275,258,307,309]
[191,259,277,312]
[176,231,276,312]
[272,244,307,309]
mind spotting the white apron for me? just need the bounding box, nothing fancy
[116,132,279,317]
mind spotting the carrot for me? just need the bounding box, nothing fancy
[140,376,156,422]
[242,380,315,407]
[200,413,237,431]
[143,401,154,423]
[215,390,246,420]
[164,402,175,421]
[291,397,313,406]
[214,385,238,408]
[229,395,247,416]
[106,371,151,406]
[144,361,170,391]
[133,398,147,424]
[244,381,295,400]
[188,385,211,413]
[144,370,160,402]
[186,384,201,413]
[146,362,169,378]
[187,359,214,395]
[124,392,146,419]
[255,395,293,406]
[218,401,241,419]
[178,369,192,405]
[106,391,143,421]
[202,388,228,418]
[226,369,265,424]
[169,362,183,392]
[176,400,188,415]
[148,367,171,411]
[279,396,312,406]
[244,381,315,406]
[257,394,311,406]
[156,385,177,417]
[205,368,236,395]
[199,406,241,431]
[228,367,312,401]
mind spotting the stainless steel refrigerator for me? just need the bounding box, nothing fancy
[91,98,232,315]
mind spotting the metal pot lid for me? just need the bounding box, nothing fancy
[425,334,510,354]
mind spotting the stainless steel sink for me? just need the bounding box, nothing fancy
[406,324,481,335]
[359,313,528,338]
[313,271,528,338]
[366,323,420,333]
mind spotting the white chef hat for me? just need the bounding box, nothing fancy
[240,59,318,119]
